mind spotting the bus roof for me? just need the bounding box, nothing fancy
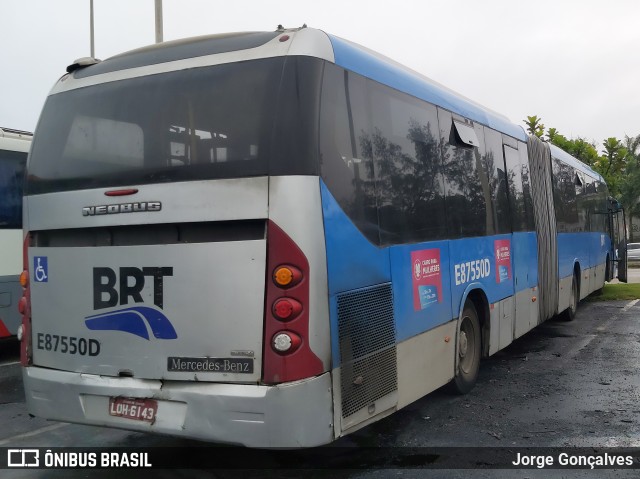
[325,34,527,142]
[62,27,526,142]
[0,127,32,153]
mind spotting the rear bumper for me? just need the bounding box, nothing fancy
[23,367,334,448]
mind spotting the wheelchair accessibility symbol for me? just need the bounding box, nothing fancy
[34,256,48,283]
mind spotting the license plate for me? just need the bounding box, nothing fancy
[108,397,157,422]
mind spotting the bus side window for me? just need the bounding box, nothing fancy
[519,146,536,231]
[367,82,447,244]
[483,128,510,234]
[551,157,566,231]
[553,158,579,232]
[503,144,527,232]
[438,108,488,239]
[320,63,379,244]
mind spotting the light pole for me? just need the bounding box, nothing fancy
[155,0,163,43]
[90,0,95,57]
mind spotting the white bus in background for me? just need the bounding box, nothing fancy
[0,127,31,341]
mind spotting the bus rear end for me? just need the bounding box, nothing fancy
[0,128,31,341]
[20,30,334,447]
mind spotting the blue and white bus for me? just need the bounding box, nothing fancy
[19,26,624,447]
[0,127,31,341]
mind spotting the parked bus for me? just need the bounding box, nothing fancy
[0,127,31,341]
[19,27,624,447]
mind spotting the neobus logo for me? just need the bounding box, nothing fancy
[82,201,162,216]
[84,267,177,340]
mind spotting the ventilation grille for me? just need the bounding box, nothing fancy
[338,283,397,419]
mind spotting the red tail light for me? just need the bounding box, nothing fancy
[19,234,32,366]
[272,298,303,321]
[263,221,323,384]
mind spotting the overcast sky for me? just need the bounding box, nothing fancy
[3,0,640,151]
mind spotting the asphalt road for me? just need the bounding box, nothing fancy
[2,298,640,478]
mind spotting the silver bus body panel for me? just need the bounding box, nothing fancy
[268,176,331,370]
[26,178,269,382]
[25,177,268,230]
[23,367,334,447]
[29,240,266,381]
[50,29,335,97]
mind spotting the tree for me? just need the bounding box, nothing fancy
[524,115,545,138]
[617,135,640,239]
[601,137,627,175]
[569,138,599,167]
[525,115,544,138]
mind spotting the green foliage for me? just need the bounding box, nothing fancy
[524,115,545,138]
[617,136,640,223]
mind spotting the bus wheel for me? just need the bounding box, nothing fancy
[449,301,481,395]
[562,273,579,321]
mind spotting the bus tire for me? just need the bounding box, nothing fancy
[562,273,579,321]
[449,301,481,395]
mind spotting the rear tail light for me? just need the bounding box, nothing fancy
[272,331,302,353]
[272,298,302,321]
[262,221,323,384]
[19,234,32,366]
[273,265,302,288]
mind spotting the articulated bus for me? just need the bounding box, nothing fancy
[0,128,31,341]
[20,27,625,447]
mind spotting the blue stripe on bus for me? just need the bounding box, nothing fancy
[327,34,526,142]
[320,182,391,295]
[557,232,610,279]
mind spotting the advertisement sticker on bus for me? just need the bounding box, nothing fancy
[494,239,512,284]
[411,249,442,311]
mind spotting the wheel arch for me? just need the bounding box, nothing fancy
[458,285,490,358]
[573,260,582,297]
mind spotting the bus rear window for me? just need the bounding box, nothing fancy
[0,149,27,228]
[27,57,319,194]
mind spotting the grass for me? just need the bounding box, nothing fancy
[586,283,640,302]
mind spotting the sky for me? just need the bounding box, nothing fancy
[2,0,640,151]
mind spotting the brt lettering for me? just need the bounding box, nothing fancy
[93,267,173,310]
